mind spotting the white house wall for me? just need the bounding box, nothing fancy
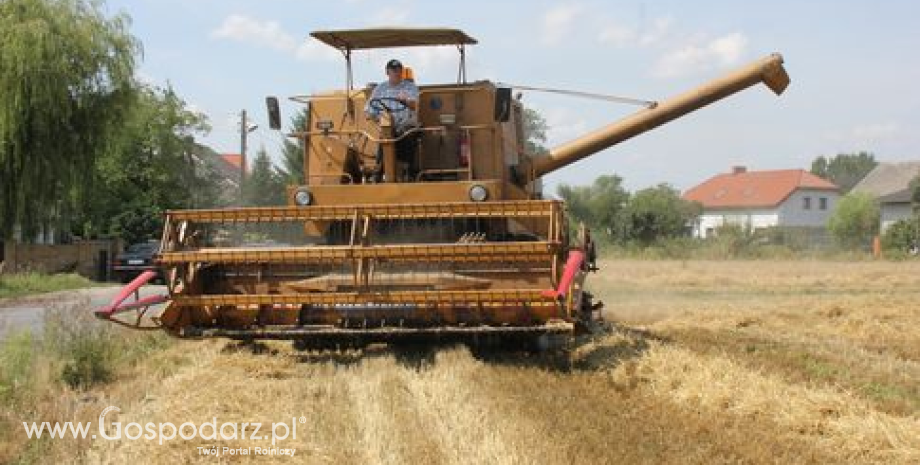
[694,209,779,238]
[881,203,911,232]
[692,189,840,238]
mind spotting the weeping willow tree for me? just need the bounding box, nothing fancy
[0,0,139,240]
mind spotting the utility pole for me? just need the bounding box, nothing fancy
[239,109,248,201]
[238,110,258,203]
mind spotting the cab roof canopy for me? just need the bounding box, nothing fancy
[310,27,477,50]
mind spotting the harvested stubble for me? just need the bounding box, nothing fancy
[29,259,920,464]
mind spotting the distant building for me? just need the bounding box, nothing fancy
[851,161,920,232]
[876,188,913,232]
[189,145,243,205]
[220,153,244,175]
[683,166,840,238]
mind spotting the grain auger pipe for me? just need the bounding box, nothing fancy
[529,53,790,178]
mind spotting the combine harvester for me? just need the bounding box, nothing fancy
[97,28,790,350]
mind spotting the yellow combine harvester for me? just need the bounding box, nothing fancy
[97,28,790,350]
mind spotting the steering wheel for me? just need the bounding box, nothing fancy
[369,97,408,113]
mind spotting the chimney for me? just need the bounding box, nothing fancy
[731,165,747,175]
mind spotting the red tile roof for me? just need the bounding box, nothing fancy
[221,154,243,170]
[683,168,838,209]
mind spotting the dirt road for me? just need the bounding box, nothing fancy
[0,285,166,340]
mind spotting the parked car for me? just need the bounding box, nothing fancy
[113,241,161,283]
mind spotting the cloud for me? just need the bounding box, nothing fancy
[597,23,635,47]
[598,17,673,47]
[367,7,409,25]
[542,3,584,45]
[211,14,337,61]
[652,32,748,78]
[211,14,298,51]
[595,17,746,79]
[638,17,674,46]
[851,122,901,141]
[542,107,589,146]
[824,122,903,148]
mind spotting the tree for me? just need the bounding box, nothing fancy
[0,0,139,239]
[242,148,286,207]
[279,108,308,185]
[620,184,700,244]
[522,107,549,155]
[810,152,877,193]
[827,192,879,249]
[73,84,214,242]
[556,175,629,238]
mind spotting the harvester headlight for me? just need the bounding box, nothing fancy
[469,185,489,202]
[294,188,313,206]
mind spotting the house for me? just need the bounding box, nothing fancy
[683,166,840,238]
[220,153,244,176]
[851,161,920,232]
[188,144,244,205]
[876,188,913,231]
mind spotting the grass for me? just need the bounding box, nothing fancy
[0,272,96,300]
[3,258,920,463]
[0,299,174,464]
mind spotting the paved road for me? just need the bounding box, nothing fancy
[0,285,167,340]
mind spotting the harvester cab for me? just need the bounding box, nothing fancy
[271,28,543,204]
[96,27,790,351]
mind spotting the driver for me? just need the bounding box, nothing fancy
[365,59,419,130]
[365,59,420,180]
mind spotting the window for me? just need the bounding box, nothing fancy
[803,196,812,210]
[819,197,828,210]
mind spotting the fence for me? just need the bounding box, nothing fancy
[0,240,122,281]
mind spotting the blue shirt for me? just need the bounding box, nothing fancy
[365,79,419,131]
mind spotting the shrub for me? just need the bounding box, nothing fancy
[59,329,116,389]
[827,192,879,249]
[881,218,920,255]
[42,300,168,389]
[619,184,700,244]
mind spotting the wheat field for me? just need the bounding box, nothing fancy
[49,259,920,463]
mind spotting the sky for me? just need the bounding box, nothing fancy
[103,0,920,193]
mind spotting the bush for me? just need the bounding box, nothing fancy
[881,218,920,255]
[619,184,700,244]
[59,330,116,389]
[827,192,879,249]
[42,300,170,389]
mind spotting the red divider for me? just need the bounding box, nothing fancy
[94,271,168,319]
[541,250,585,299]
